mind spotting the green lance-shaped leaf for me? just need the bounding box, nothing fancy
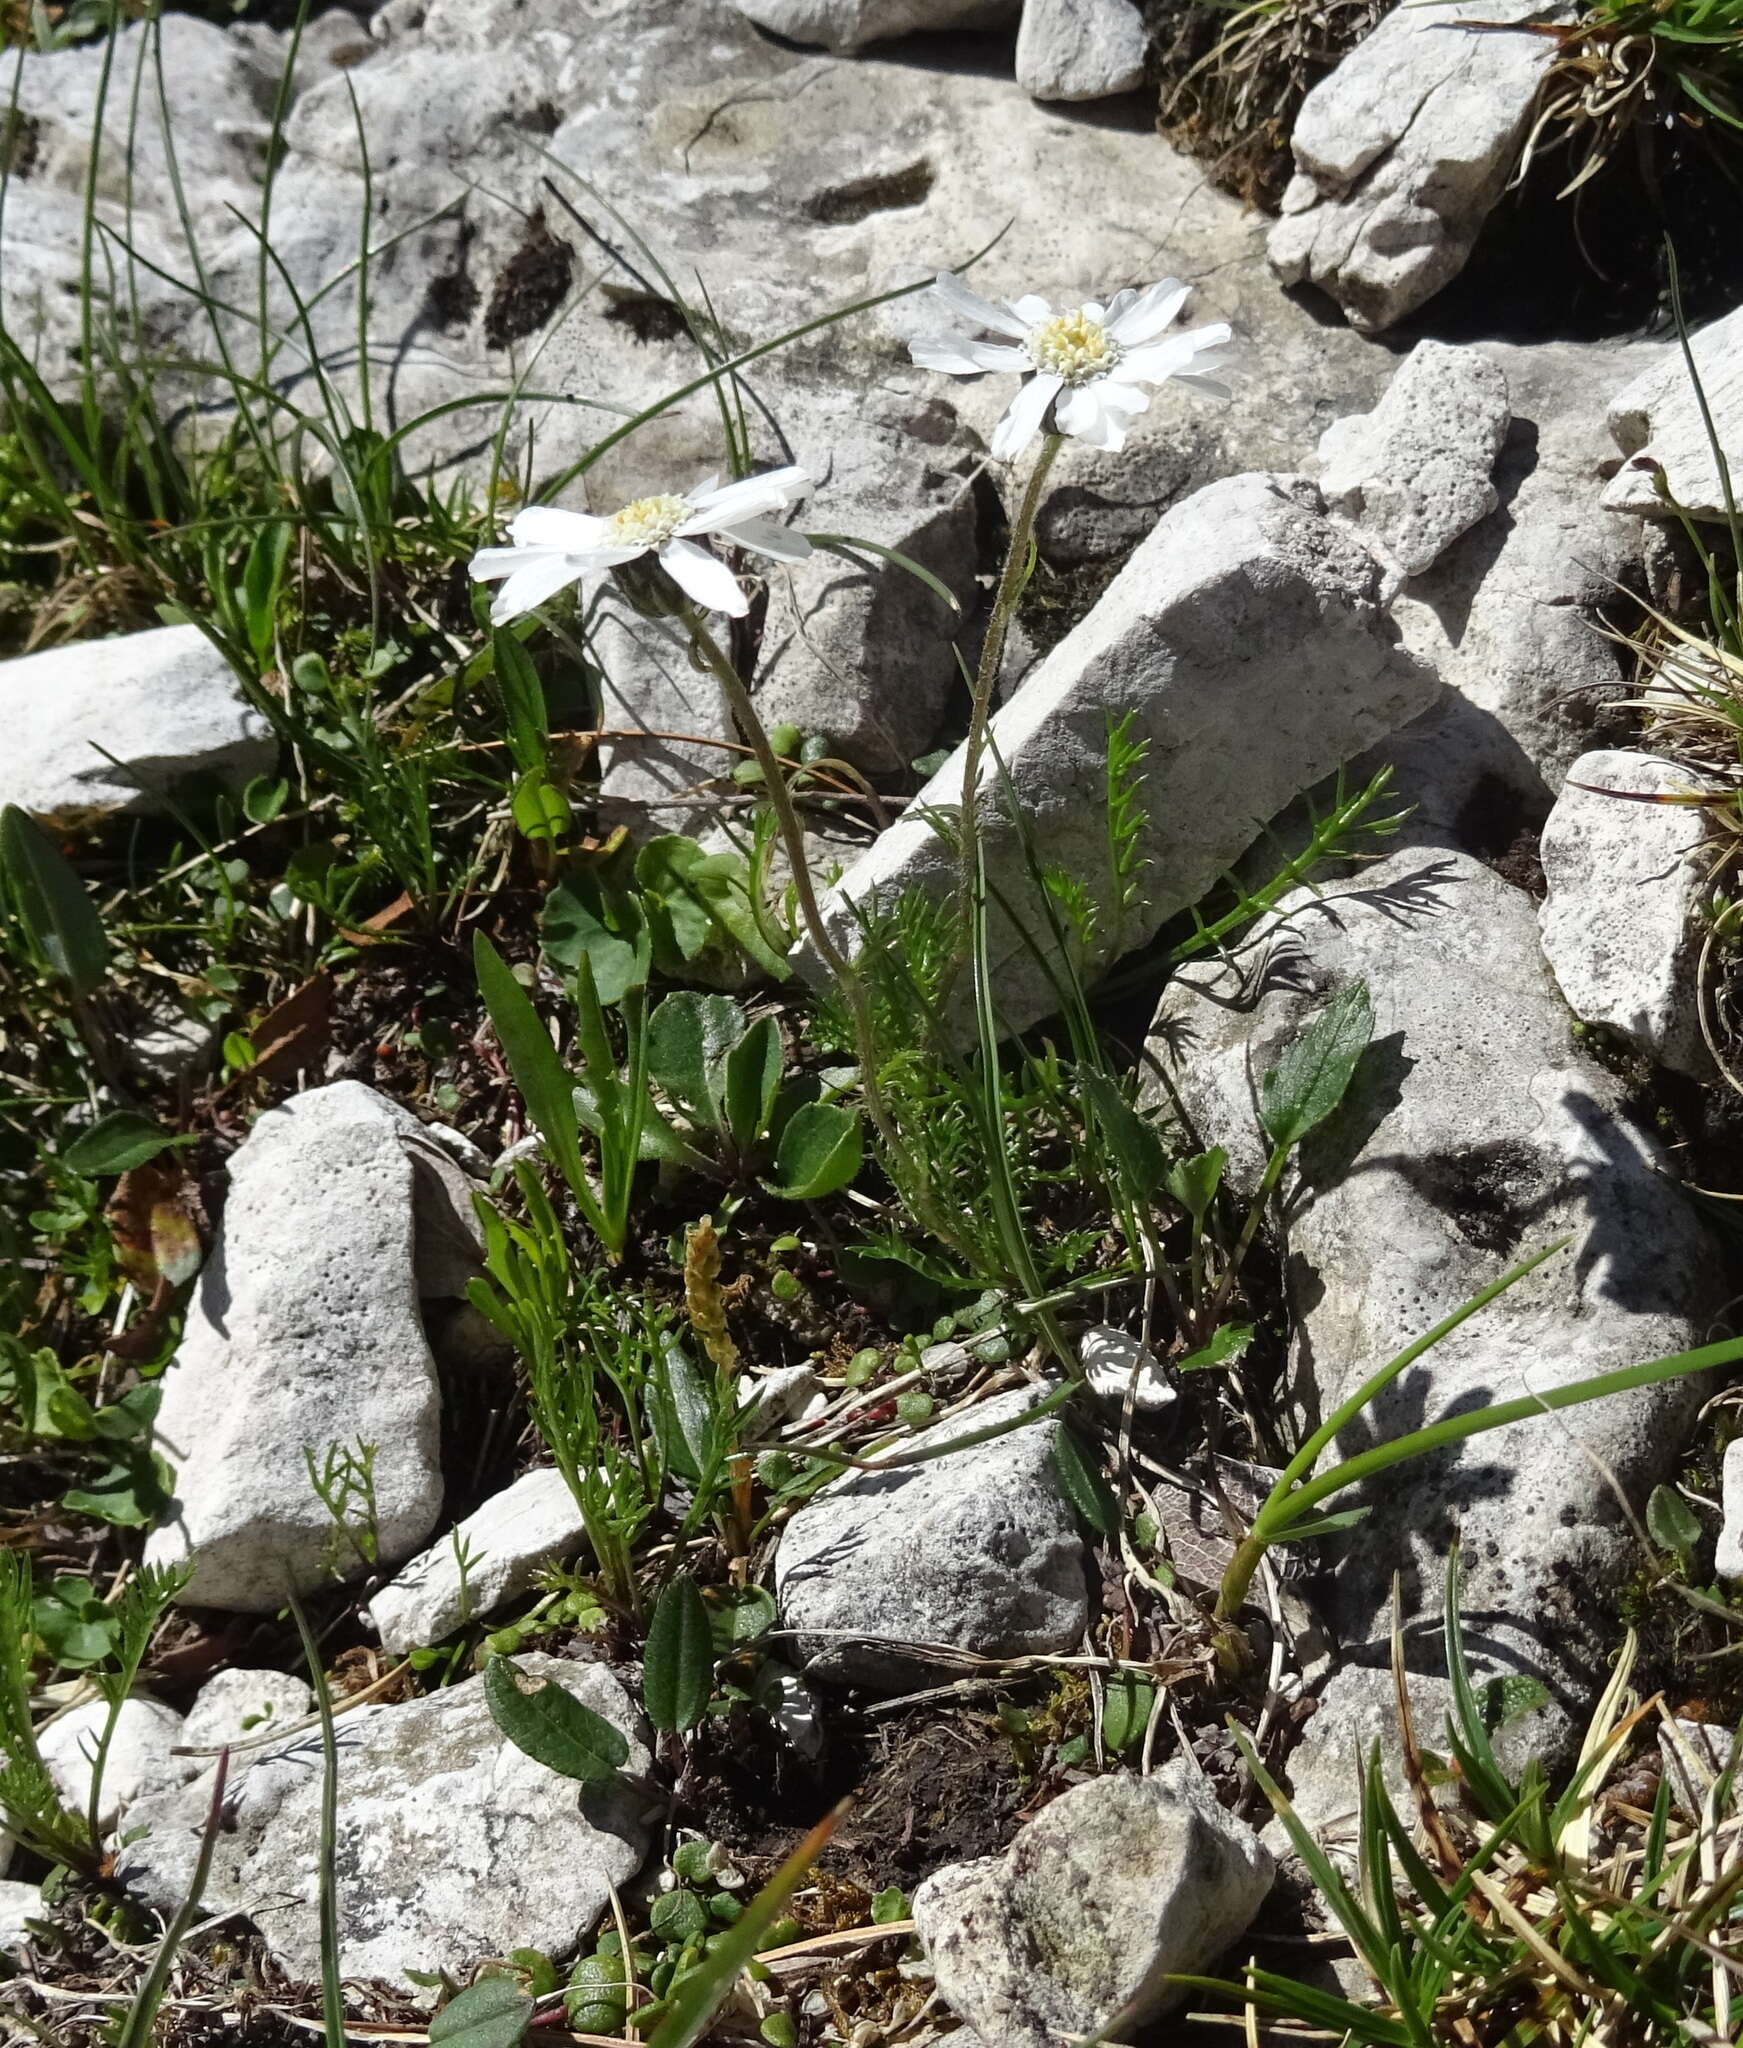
[472,930,597,1231]
[1,804,109,994]
[643,1573,714,1734]
[1259,978,1374,1151]
[720,1013,782,1155]
[1051,1423,1118,1538]
[428,1977,534,2048]
[492,626,550,777]
[483,1655,630,1785]
[62,1111,176,1178]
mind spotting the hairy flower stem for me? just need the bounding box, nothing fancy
[954,432,1062,964]
[682,608,968,1255]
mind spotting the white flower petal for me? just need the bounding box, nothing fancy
[680,466,812,532]
[660,536,747,615]
[1082,300,1106,322]
[1102,287,1138,328]
[1118,322,1235,387]
[1107,278,1191,346]
[930,271,1032,339]
[1052,384,1106,441]
[485,549,587,623]
[470,544,541,584]
[1059,381,1149,452]
[1171,371,1234,403]
[968,341,1033,370]
[1009,293,1053,326]
[719,515,812,563]
[507,505,608,550]
[989,372,1062,461]
[911,329,998,375]
[909,332,1031,375]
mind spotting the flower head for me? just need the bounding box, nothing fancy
[470,466,813,624]
[909,274,1233,460]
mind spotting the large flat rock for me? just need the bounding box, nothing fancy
[144,1083,482,1611]
[1145,843,1719,1702]
[0,626,273,825]
[1268,0,1568,331]
[117,1654,651,1995]
[813,470,1435,1030]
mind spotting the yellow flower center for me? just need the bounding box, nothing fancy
[1027,309,1118,386]
[605,493,689,549]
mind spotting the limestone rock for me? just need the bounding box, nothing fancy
[1268,0,1568,331]
[39,1698,196,1835]
[182,1670,315,1752]
[814,472,1435,1032]
[1016,0,1149,101]
[117,1655,652,1995]
[1718,1440,1743,1581]
[728,0,1018,51]
[913,1762,1273,2048]
[1276,1666,1456,1853]
[594,596,739,841]
[0,18,275,372]
[1318,342,1509,581]
[369,1468,591,1655]
[0,1879,42,1954]
[1604,306,1743,522]
[752,399,980,776]
[1375,339,1654,818]
[144,1083,472,1611]
[1538,750,1709,1076]
[773,1386,1090,1691]
[1145,844,1718,1700]
[0,626,274,826]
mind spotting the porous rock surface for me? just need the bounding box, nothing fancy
[774,1386,1090,1690]
[0,1880,42,1954]
[814,469,1436,1030]
[1538,750,1710,1076]
[145,1083,484,1611]
[369,1467,592,1655]
[0,625,273,826]
[1146,843,1719,1704]
[1718,1440,1743,1582]
[1268,0,1568,330]
[38,1697,196,1836]
[1604,305,1743,523]
[1015,0,1149,101]
[728,0,1018,49]
[118,1655,652,1995]
[913,1762,1274,2048]
[182,1670,316,1752]
[1317,341,1510,582]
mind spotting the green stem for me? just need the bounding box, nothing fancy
[954,433,1062,963]
[683,608,969,1257]
[1197,1139,1289,1341]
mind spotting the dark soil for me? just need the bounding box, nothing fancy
[483,212,576,351]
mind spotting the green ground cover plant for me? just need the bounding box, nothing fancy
[3,8,1743,2048]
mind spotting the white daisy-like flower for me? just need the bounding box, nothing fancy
[909,274,1234,460]
[470,466,813,624]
